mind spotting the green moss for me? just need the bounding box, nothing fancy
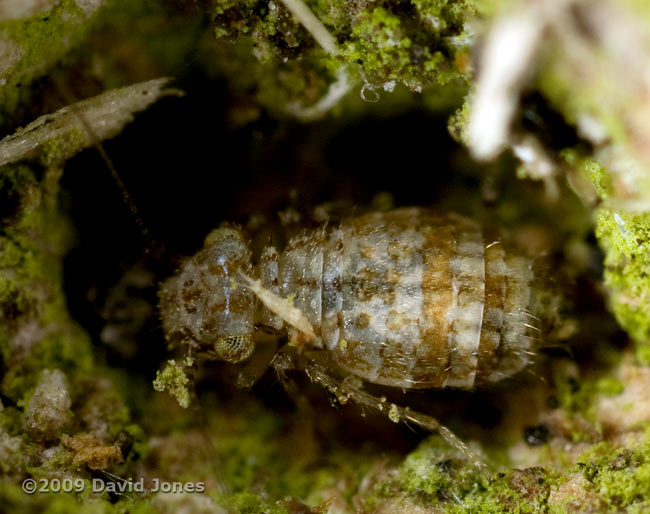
[561,149,614,202]
[5,332,94,405]
[582,159,613,200]
[196,0,479,119]
[0,0,106,128]
[551,364,623,441]
[341,2,472,88]
[0,159,157,508]
[594,208,650,352]
[559,145,650,357]
[197,35,338,124]
[152,359,193,409]
[562,146,650,357]
[595,377,624,396]
[209,401,303,499]
[368,435,556,513]
[37,128,88,167]
[636,346,650,366]
[0,0,204,131]
[0,164,95,403]
[0,407,23,436]
[0,480,119,514]
[122,424,148,463]
[220,491,289,514]
[396,439,486,497]
[136,388,386,510]
[577,429,650,511]
[448,97,471,143]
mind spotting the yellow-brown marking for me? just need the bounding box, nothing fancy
[415,213,455,388]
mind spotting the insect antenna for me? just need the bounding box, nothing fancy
[51,74,162,258]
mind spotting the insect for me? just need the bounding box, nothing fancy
[158,207,562,463]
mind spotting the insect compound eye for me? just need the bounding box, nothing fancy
[214,334,255,363]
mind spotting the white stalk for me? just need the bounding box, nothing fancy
[278,0,338,55]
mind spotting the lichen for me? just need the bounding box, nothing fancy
[22,369,72,441]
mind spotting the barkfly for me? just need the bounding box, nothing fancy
[157,206,564,466]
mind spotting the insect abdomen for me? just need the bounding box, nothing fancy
[277,208,554,390]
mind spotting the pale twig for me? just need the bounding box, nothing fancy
[279,0,338,55]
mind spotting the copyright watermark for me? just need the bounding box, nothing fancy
[22,477,205,495]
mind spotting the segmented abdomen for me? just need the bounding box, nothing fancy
[263,208,553,390]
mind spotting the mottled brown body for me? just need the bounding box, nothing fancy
[159,208,558,391]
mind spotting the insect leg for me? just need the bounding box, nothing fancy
[304,362,487,471]
[271,348,310,404]
[270,348,321,432]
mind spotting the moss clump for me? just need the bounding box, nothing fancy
[448,96,472,143]
[152,358,194,409]
[341,2,471,89]
[582,159,613,200]
[197,0,479,117]
[561,149,650,361]
[368,435,555,513]
[0,479,168,514]
[0,164,95,403]
[0,158,143,492]
[595,208,650,358]
[577,430,650,512]
[221,491,290,514]
[637,346,650,367]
